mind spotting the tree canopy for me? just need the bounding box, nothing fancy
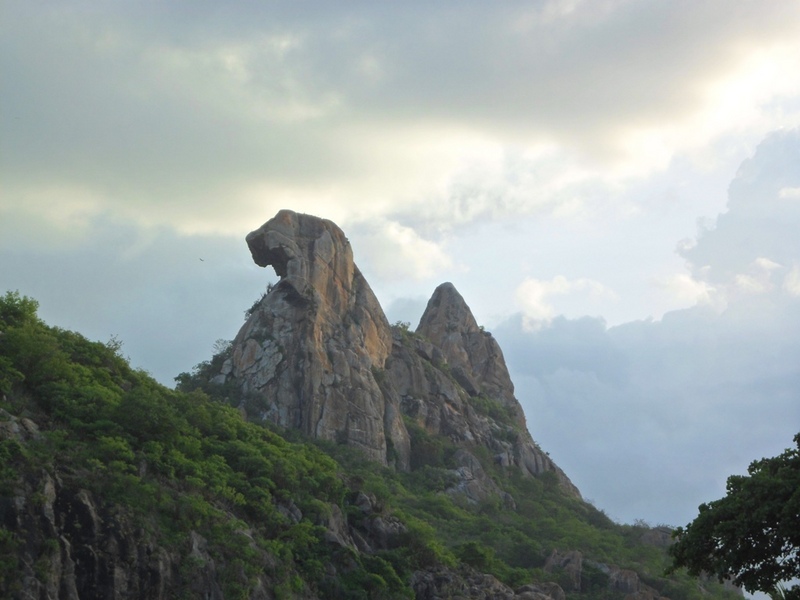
[669,434,800,599]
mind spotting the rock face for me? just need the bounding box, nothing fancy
[413,283,579,495]
[0,438,559,600]
[1,411,178,600]
[225,210,404,465]
[218,210,579,498]
[416,282,519,411]
[545,550,584,592]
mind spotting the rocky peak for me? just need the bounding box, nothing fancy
[224,210,404,465]
[247,210,364,324]
[417,282,520,417]
[417,282,481,337]
[218,210,580,497]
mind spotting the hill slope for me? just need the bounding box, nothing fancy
[0,212,743,599]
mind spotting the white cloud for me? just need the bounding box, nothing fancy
[655,273,717,307]
[730,258,784,295]
[733,273,770,294]
[0,183,109,246]
[516,275,616,328]
[779,186,800,199]
[351,220,453,282]
[680,130,800,290]
[784,265,800,296]
[753,257,781,271]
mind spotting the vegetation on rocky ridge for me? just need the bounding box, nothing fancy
[0,291,742,600]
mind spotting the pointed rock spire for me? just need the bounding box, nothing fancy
[417,282,517,409]
[416,282,581,498]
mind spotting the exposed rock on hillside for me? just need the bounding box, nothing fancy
[417,282,519,412]
[0,266,743,600]
[216,210,579,497]
[223,210,403,465]
[413,283,579,496]
[1,434,557,600]
[2,436,490,600]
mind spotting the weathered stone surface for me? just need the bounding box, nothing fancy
[1,467,184,599]
[640,526,673,548]
[515,586,559,600]
[447,448,502,504]
[4,424,415,600]
[411,565,518,600]
[0,407,40,441]
[521,581,566,600]
[346,490,408,553]
[223,210,408,466]
[609,568,640,594]
[411,566,572,600]
[413,283,580,497]
[417,282,520,411]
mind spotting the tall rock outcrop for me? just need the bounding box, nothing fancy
[390,283,580,497]
[417,282,523,421]
[217,210,579,497]
[221,209,407,465]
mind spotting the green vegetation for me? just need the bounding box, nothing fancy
[669,435,800,600]
[0,291,742,600]
[316,423,738,600]
[468,393,520,430]
[391,321,423,346]
[0,291,405,598]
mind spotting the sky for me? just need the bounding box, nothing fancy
[2,0,800,528]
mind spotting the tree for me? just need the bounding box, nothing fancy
[669,433,800,600]
[0,290,39,331]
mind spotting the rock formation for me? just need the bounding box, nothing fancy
[416,282,519,412]
[217,210,579,498]
[221,209,406,465]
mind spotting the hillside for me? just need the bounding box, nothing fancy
[0,212,742,600]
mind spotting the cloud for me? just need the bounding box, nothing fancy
[653,273,717,307]
[3,1,800,531]
[0,211,268,385]
[490,129,800,526]
[727,257,783,295]
[348,219,454,282]
[516,275,616,327]
[3,1,800,237]
[785,265,800,296]
[679,130,800,304]
[780,186,800,199]
[495,296,800,526]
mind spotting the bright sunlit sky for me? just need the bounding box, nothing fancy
[2,0,800,527]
